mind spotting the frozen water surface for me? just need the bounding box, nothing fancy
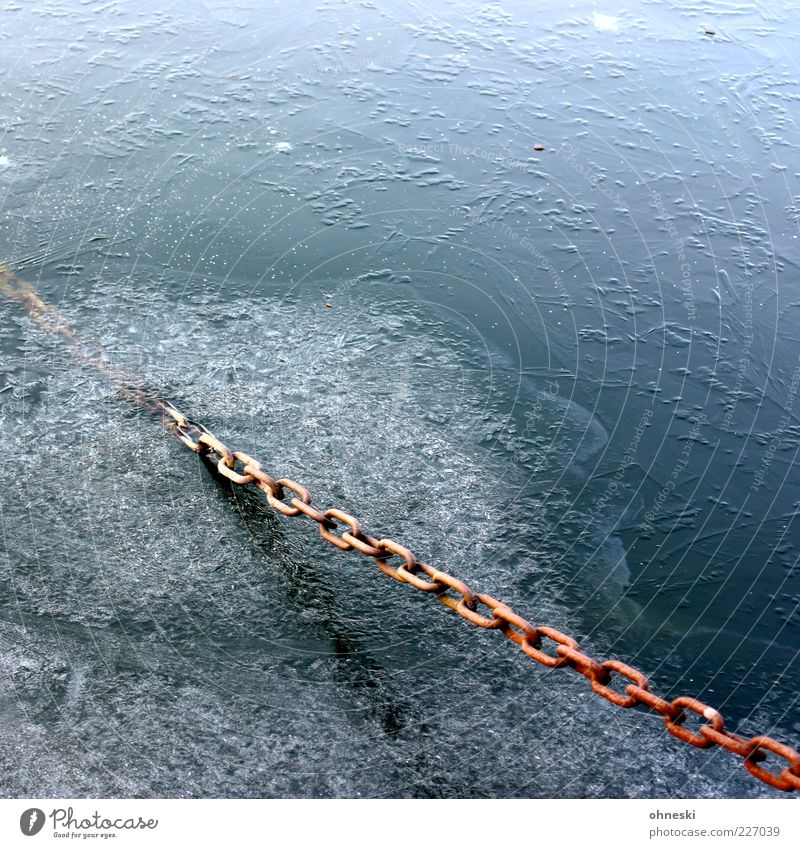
[1,0,799,798]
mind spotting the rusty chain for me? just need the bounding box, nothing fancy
[1,262,170,414]
[3,261,800,793]
[158,403,800,793]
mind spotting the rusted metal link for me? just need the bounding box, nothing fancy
[234,451,278,493]
[626,685,681,720]
[160,401,188,429]
[341,529,385,558]
[556,645,611,683]
[744,737,800,792]
[429,570,477,615]
[520,626,579,669]
[665,697,725,749]
[198,432,235,467]
[162,405,206,452]
[319,509,361,551]
[160,404,209,454]
[266,477,328,522]
[590,660,648,708]
[699,727,757,759]
[457,593,507,629]
[491,604,539,647]
[295,500,333,525]
[394,559,447,593]
[199,443,257,485]
[216,460,254,484]
[374,538,416,582]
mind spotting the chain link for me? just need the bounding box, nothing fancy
[4,261,800,793]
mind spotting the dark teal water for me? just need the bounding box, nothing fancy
[1,0,798,798]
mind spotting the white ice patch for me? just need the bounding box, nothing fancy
[273,141,293,153]
[592,12,620,32]
[0,155,11,168]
